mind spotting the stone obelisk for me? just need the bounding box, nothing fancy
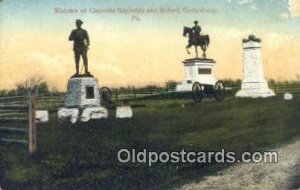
[235,35,275,98]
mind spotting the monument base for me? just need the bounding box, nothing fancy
[235,81,275,98]
[58,106,108,123]
[64,76,101,108]
[176,58,217,92]
[58,75,108,123]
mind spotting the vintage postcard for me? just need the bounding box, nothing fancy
[0,0,300,189]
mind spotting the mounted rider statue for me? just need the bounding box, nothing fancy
[183,20,210,59]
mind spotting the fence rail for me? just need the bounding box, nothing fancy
[0,127,27,133]
[0,138,28,144]
[273,84,300,93]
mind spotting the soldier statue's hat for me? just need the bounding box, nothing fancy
[194,20,198,24]
[76,19,83,24]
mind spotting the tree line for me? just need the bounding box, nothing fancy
[0,77,299,97]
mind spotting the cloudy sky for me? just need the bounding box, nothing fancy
[0,0,299,90]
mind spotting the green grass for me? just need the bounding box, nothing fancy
[1,94,300,189]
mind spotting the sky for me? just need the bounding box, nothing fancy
[0,0,300,90]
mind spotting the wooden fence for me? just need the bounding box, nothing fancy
[273,84,300,94]
[111,87,170,101]
[0,94,37,154]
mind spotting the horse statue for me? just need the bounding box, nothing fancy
[183,26,210,58]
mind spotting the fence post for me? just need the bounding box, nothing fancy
[28,93,37,154]
[274,84,277,94]
[133,86,136,99]
[115,90,118,101]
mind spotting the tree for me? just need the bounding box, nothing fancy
[15,76,49,95]
[165,80,178,91]
[0,90,8,97]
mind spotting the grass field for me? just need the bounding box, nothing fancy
[0,94,300,189]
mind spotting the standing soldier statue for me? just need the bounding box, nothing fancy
[69,19,90,77]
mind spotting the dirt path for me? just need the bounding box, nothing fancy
[180,139,300,190]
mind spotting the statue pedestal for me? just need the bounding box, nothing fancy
[235,35,275,98]
[64,76,101,108]
[176,58,217,91]
[58,75,108,123]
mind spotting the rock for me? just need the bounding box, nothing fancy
[80,106,108,122]
[116,106,133,118]
[57,108,79,124]
[283,93,293,100]
[35,110,49,123]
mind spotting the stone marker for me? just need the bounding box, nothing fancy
[35,110,49,123]
[116,106,133,118]
[58,108,79,124]
[235,35,275,98]
[283,92,293,100]
[80,107,108,122]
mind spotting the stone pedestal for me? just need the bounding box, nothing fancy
[235,35,275,98]
[58,76,109,123]
[65,77,101,108]
[176,58,217,92]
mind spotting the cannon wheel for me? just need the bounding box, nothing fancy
[100,87,112,104]
[214,81,225,101]
[192,82,203,103]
